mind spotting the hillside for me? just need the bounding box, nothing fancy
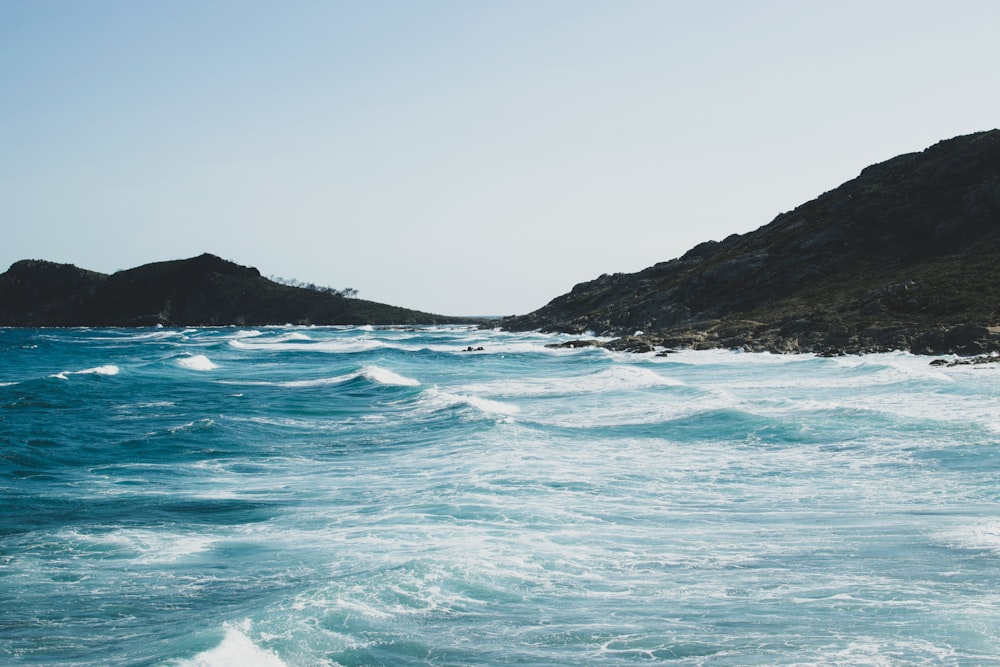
[502,130,1000,355]
[0,253,473,327]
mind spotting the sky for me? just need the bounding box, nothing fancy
[2,1,999,316]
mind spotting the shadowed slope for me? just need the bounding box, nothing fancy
[502,130,1000,355]
[0,253,474,327]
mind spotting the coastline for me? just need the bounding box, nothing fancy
[542,321,1000,359]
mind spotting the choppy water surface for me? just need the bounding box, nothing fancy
[2,326,999,666]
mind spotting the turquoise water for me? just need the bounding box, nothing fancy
[2,326,1000,666]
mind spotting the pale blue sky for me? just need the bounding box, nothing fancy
[2,1,998,315]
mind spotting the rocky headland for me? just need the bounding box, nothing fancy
[0,253,475,327]
[502,130,1000,357]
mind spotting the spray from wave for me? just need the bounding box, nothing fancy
[169,623,287,667]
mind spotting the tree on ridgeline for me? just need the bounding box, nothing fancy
[268,275,358,298]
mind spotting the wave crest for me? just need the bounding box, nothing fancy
[423,387,520,416]
[171,623,287,667]
[361,365,420,386]
[462,365,682,398]
[52,365,120,380]
[177,355,218,371]
[218,365,419,388]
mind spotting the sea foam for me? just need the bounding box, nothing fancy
[361,365,421,386]
[7,325,1000,666]
[172,624,287,667]
[52,364,120,380]
[939,521,1000,555]
[217,365,419,388]
[177,355,219,371]
[59,528,217,564]
[460,365,683,398]
[422,387,520,416]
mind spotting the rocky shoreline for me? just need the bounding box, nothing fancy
[546,322,1000,359]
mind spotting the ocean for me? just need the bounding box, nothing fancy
[2,325,999,666]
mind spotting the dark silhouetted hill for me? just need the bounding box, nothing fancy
[502,130,1000,355]
[0,253,474,327]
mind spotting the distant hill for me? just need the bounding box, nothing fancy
[502,130,1000,355]
[0,253,474,327]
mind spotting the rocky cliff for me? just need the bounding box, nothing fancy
[502,130,1000,355]
[0,253,473,327]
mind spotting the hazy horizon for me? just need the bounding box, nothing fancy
[3,1,1000,316]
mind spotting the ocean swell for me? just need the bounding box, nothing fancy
[2,326,999,666]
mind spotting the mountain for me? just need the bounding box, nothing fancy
[502,130,1000,355]
[0,253,474,327]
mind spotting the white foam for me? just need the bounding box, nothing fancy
[828,638,959,665]
[217,366,418,388]
[461,394,521,415]
[444,338,613,356]
[832,353,955,384]
[96,330,181,341]
[229,335,384,354]
[423,387,520,416]
[273,373,359,388]
[178,355,219,371]
[271,331,313,342]
[52,364,120,380]
[658,348,806,366]
[132,331,178,340]
[173,624,287,667]
[227,328,596,356]
[462,365,683,398]
[169,418,217,434]
[230,330,264,339]
[59,528,216,564]
[361,365,420,386]
[939,521,1000,555]
[217,374,355,388]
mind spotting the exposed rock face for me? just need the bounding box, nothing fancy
[501,130,1000,355]
[0,253,472,327]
